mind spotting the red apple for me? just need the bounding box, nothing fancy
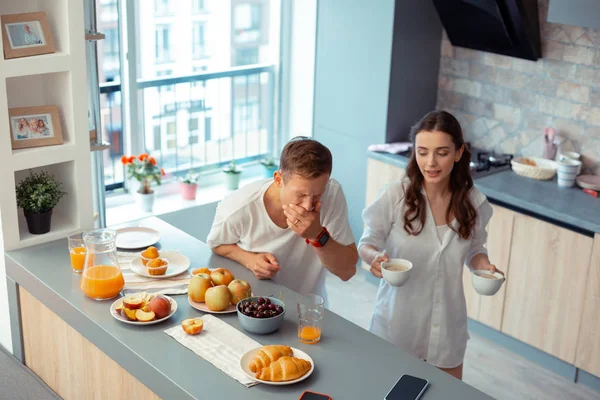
[147,295,171,319]
[210,268,234,286]
[228,279,252,305]
[205,285,232,311]
[188,273,213,303]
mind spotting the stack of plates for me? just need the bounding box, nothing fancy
[576,175,600,191]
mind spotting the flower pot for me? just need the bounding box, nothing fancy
[24,209,53,235]
[224,172,241,190]
[135,191,155,212]
[179,182,198,200]
[263,164,278,178]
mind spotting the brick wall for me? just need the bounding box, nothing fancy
[436,0,600,175]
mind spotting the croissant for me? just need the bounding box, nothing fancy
[249,345,293,373]
[256,356,311,382]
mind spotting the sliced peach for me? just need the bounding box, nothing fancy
[114,300,124,313]
[191,267,211,276]
[141,305,150,312]
[182,318,204,335]
[135,309,156,322]
[123,295,144,309]
[121,307,137,321]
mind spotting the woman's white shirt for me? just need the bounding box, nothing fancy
[359,178,493,368]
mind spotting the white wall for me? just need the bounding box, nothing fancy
[0,211,13,354]
[282,0,317,142]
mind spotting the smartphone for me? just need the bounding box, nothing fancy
[299,390,332,400]
[384,374,429,400]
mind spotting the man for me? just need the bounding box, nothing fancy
[23,24,42,45]
[207,137,358,298]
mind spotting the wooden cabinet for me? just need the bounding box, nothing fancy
[501,213,593,364]
[575,234,600,376]
[462,205,515,330]
[365,158,405,207]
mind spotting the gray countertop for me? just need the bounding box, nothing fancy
[368,151,600,235]
[5,217,491,400]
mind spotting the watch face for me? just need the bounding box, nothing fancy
[318,231,330,246]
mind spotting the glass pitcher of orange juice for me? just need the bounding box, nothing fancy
[80,229,124,300]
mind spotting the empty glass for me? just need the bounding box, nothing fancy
[67,231,86,274]
[297,294,324,344]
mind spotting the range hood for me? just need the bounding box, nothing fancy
[432,0,542,61]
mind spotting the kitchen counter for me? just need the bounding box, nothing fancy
[368,151,600,235]
[5,217,491,400]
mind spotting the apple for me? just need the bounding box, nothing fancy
[188,273,213,303]
[182,318,204,335]
[191,267,211,276]
[123,295,144,310]
[135,309,156,322]
[121,307,137,321]
[210,268,234,286]
[228,279,252,305]
[148,295,171,319]
[205,285,232,311]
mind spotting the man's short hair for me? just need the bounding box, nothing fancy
[279,136,333,180]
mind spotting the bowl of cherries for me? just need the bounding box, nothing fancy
[236,296,286,334]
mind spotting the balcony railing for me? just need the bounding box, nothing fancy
[98,64,276,191]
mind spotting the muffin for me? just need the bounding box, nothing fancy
[147,258,168,276]
[141,246,160,266]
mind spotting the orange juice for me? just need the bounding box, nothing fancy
[80,265,124,300]
[70,246,86,272]
[298,326,321,344]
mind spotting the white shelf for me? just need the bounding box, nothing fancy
[17,211,77,248]
[2,52,71,78]
[12,142,77,171]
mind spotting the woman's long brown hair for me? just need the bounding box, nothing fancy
[403,111,477,240]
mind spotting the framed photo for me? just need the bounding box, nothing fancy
[9,106,63,150]
[1,12,56,59]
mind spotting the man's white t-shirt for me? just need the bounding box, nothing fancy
[206,178,355,298]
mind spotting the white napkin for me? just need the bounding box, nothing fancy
[117,252,192,296]
[164,315,261,387]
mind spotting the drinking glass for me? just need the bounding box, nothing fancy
[297,294,324,344]
[68,231,86,274]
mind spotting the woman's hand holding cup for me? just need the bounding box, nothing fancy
[370,251,389,279]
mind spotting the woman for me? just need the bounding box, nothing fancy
[358,110,503,380]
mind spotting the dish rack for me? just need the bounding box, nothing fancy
[511,157,557,180]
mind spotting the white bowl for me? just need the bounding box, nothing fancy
[381,259,413,287]
[472,270,504,296]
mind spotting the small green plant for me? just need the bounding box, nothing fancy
[16,170,67,214]
[223,161,243,174]
[260,157,276,167]
[179,170,200,185]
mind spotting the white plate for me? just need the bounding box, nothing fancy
[116,227,161,249]
[129,251,191,278]
[110,295,178,325]
[188,297,237,314]
[240,347,314,385]
[576,175,600,191]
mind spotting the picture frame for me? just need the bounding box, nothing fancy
[9,106,64,150]
[1,12,56,60]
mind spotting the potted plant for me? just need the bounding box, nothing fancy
[223,161,243,190]
[179,170,200,200]
[16,170,67,235]
[121,153,165,212]
[260,157,278,178]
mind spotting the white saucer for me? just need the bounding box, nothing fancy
[116,227,161,249]
[110,295,177,325]
[240,347,314,385]
[129,251,190,279]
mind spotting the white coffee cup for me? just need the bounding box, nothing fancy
[381,258,413,287]
[472,270,505,296]
[558,152,582,175]
[557,158,582,187]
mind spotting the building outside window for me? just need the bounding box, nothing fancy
[155,0,172,16]
[192,22,207,59]
[192,0,207,14]
[233,3,261,44]
[155,24,172,63]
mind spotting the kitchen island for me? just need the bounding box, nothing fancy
[5,217,492,400]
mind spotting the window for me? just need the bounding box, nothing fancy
[233,3,261,43]
[234,99,259,133]
[192,22,207,59]
[155,25,172,63]
[234,47,259,66]
[104,28,119,58]
[153,125,162,151]
[100,0,118,22]
[192,0,207,13]
[166,121,176,135]
[154,0,171,16]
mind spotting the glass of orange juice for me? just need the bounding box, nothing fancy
[68,232,86,274]
[297,294,324,344]
[80,229,124,300]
